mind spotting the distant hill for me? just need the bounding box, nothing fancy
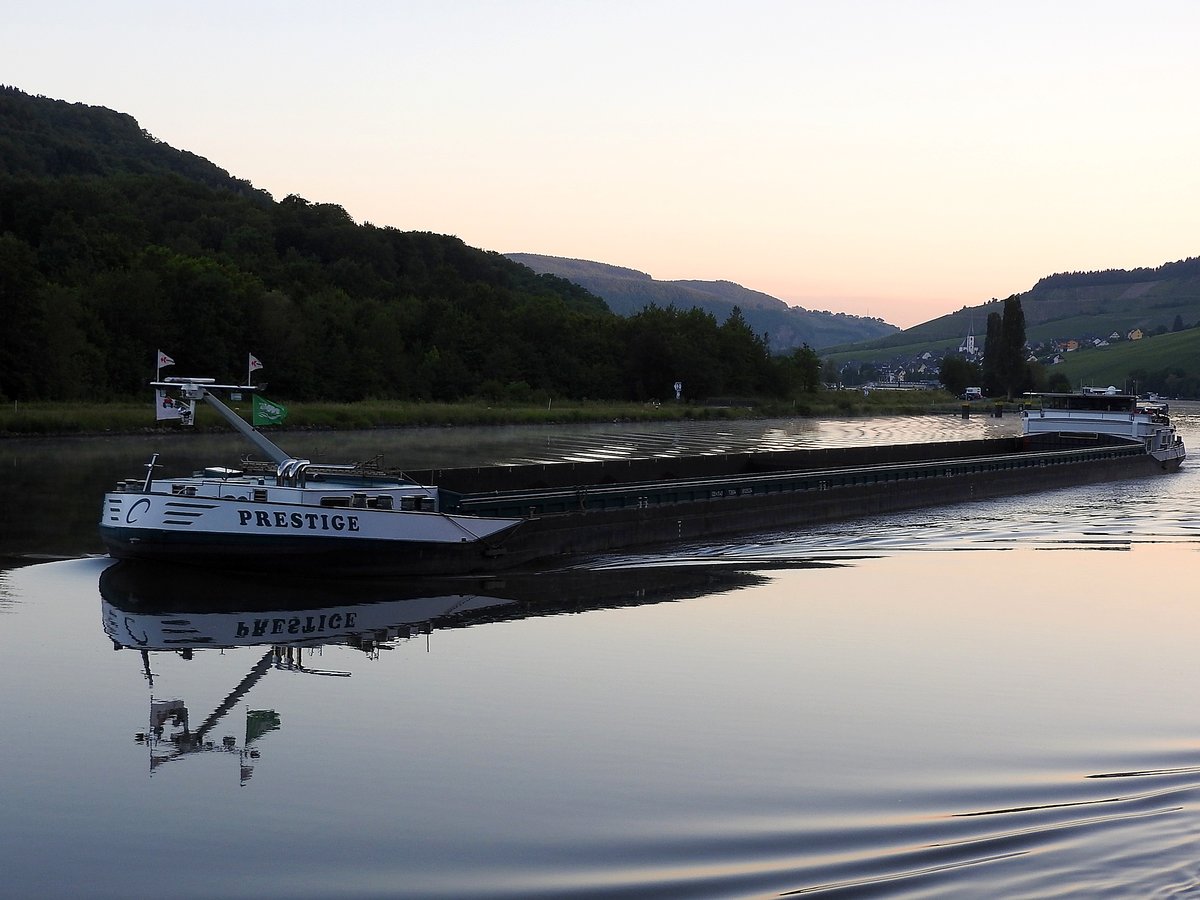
[506,253,898,352]
[831,257,1200,359]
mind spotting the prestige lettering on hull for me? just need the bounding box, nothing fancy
[237,510,361,532]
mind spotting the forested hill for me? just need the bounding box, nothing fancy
[0,87,811,404]
[0,86,268,200]
[506,253,898,352]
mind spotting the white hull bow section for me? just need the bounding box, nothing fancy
[101,491,523,575]
[102,378,527,575]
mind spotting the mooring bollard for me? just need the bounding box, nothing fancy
[961,403,970,420]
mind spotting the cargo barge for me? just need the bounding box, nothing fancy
[99,378,1184,576]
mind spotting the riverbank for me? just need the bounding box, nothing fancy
[0,392,971,437]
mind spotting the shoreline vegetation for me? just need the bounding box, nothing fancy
[0,392,981,438]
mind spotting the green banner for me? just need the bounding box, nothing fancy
[252,394,288,426]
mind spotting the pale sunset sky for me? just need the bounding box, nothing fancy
[8,1,1199,328]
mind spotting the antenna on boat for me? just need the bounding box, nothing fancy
[142,453,160,492]
[152,377,291,465]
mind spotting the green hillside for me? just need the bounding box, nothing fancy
[833,259,1200,359]
[817,255,1200,398]
[1041,328,1200,396]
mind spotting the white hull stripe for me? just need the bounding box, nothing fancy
[102,493,521,545]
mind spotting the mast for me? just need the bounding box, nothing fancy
[153,378,291,465]
[200,389,291,465]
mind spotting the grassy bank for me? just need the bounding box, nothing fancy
[0,391,962,437]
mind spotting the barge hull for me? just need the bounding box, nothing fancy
[470,439,1174,570]
[104,434,1178,575]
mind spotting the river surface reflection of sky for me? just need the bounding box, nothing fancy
[2,409,1200,897]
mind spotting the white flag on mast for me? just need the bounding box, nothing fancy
[157,350,175,370]
[249,354,263,373]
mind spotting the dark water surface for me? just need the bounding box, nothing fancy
[3,409,1200,898]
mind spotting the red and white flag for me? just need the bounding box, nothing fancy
[157,350,175,369]
[248,354,264,373]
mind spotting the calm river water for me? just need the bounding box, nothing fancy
[3,408,1200,898]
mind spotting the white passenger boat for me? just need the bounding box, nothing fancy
[1021,388,1185,469]
[99,377,523,576]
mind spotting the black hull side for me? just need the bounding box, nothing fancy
[478,446,1178,570]
[100,528,515,578]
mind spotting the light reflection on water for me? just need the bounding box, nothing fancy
[2,407,1200,897]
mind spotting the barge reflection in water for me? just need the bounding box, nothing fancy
[100,560,772,783]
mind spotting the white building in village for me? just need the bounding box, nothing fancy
[958,324,978,357]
